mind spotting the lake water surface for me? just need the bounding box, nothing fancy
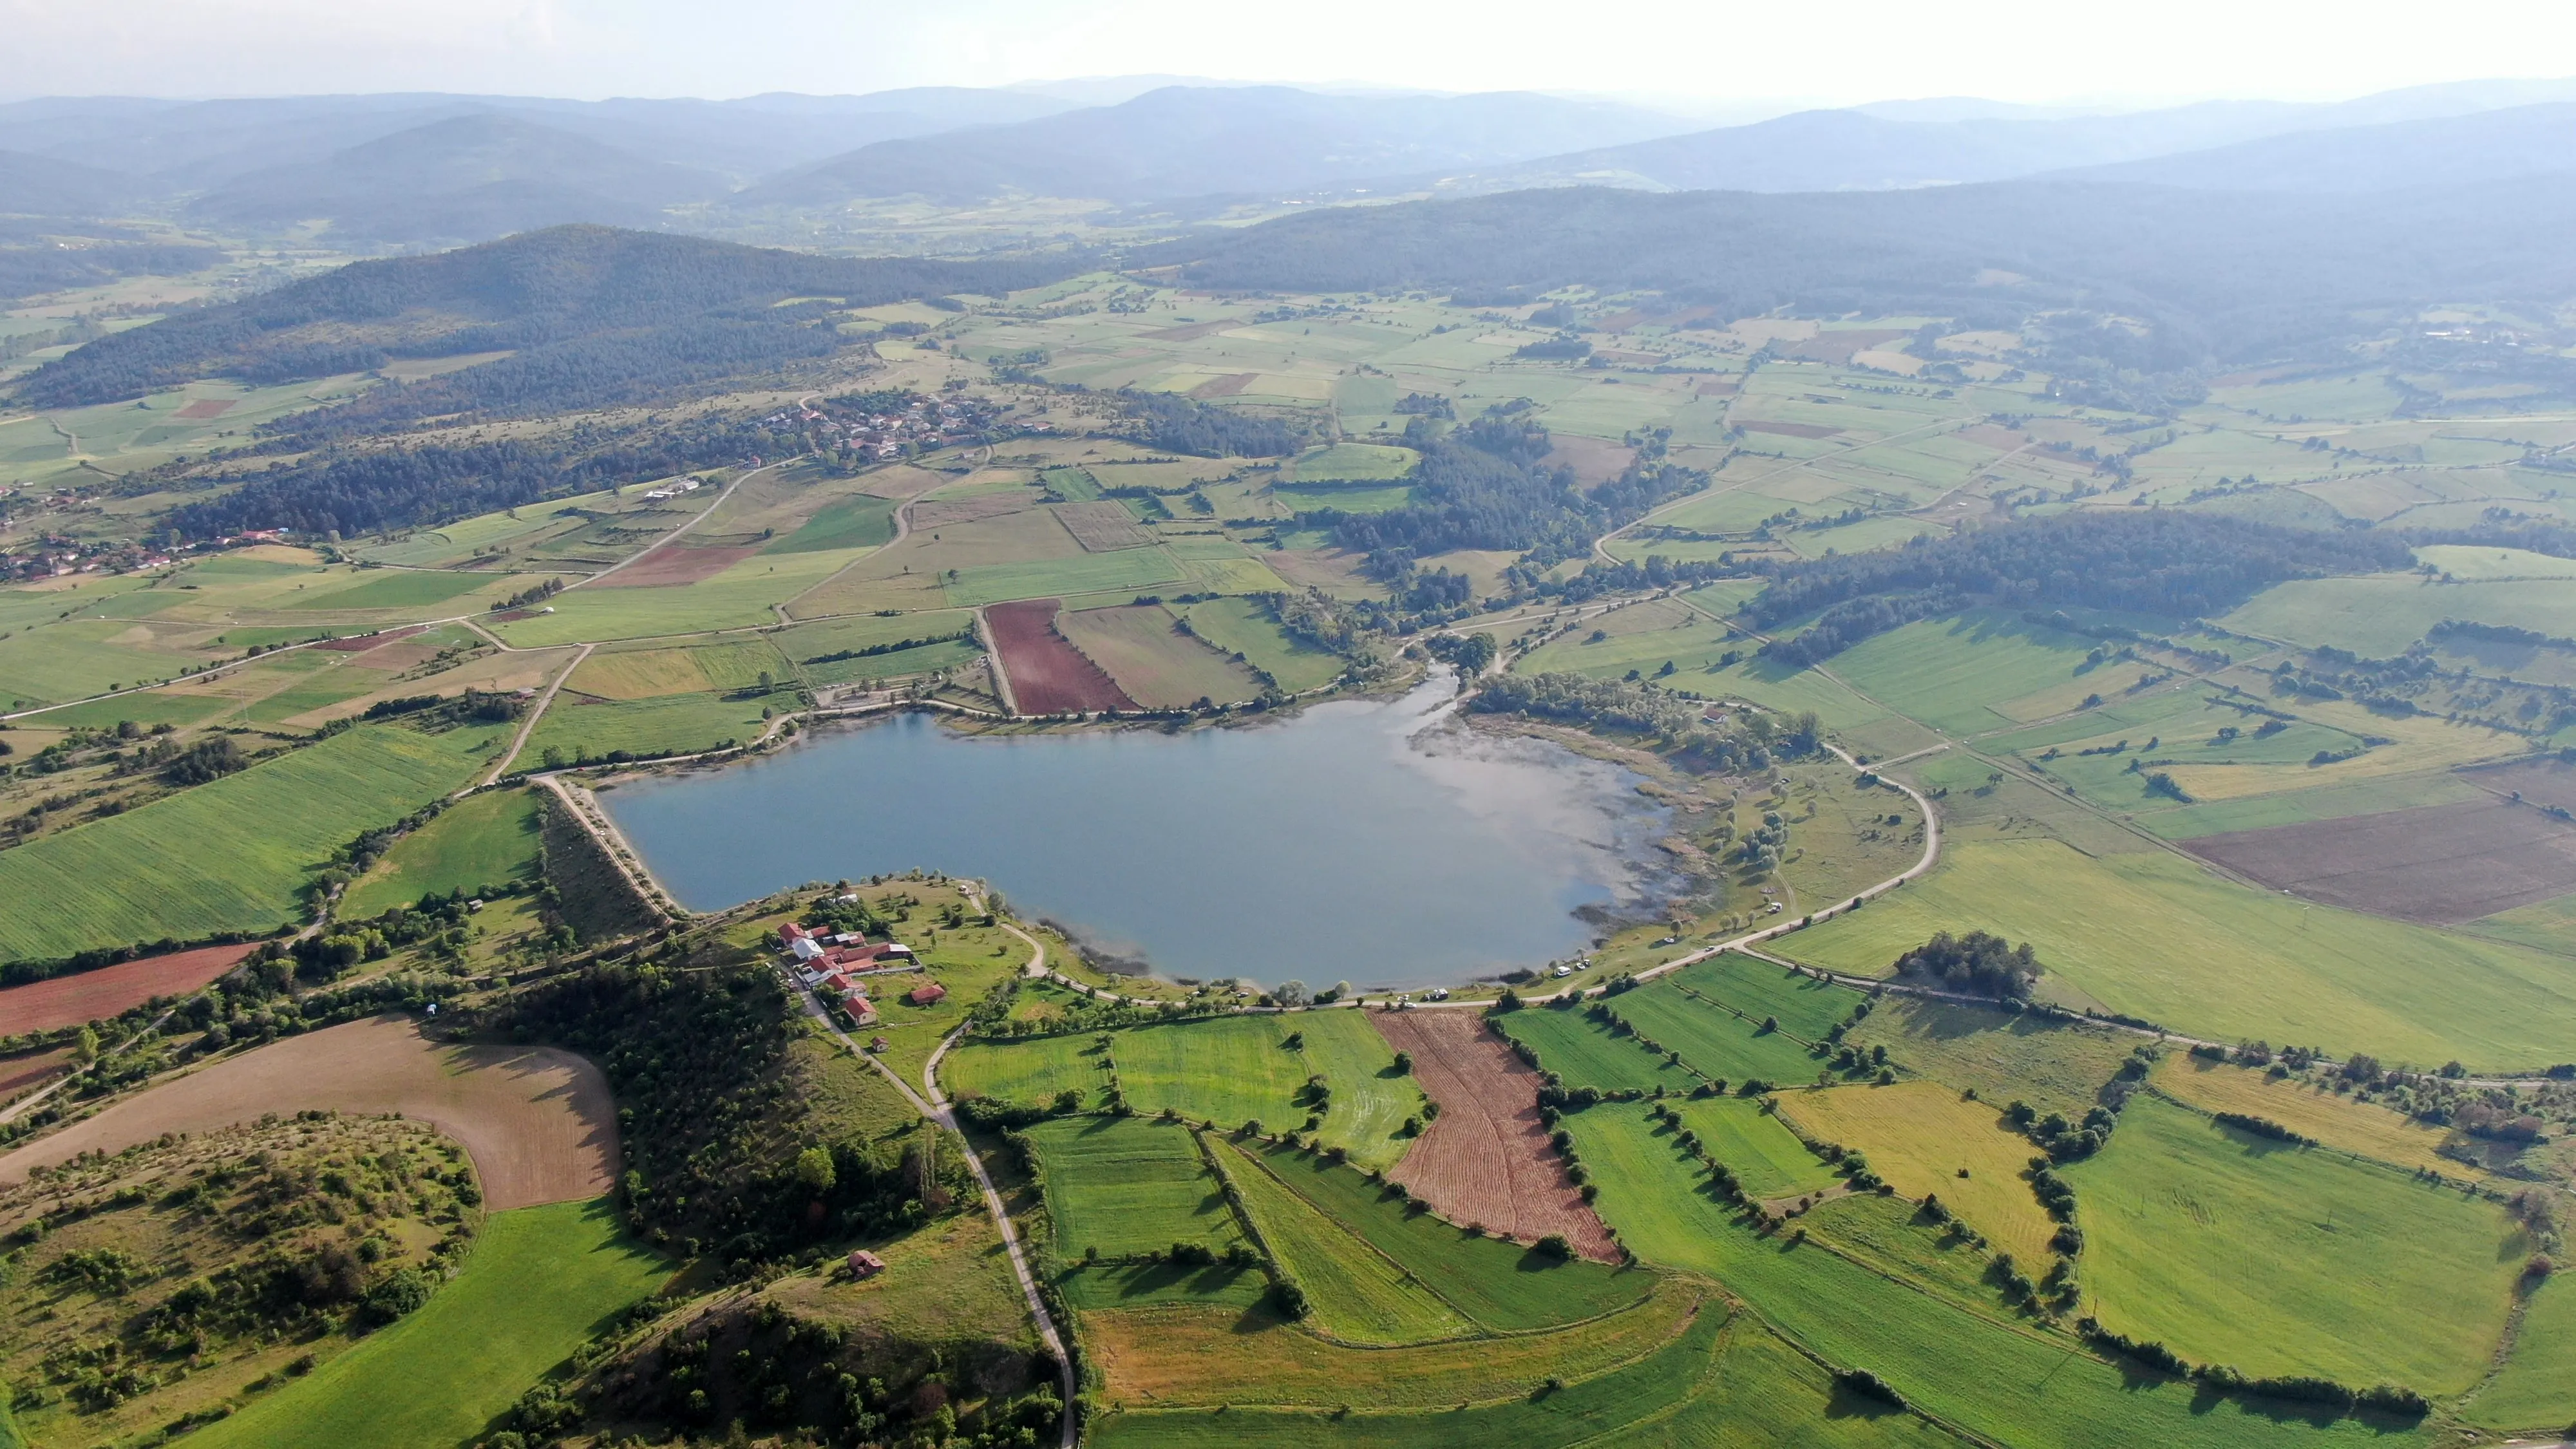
[601,677,1678,990]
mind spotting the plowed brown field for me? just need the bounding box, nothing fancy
[0,1016,615,1208]
[1372,1009,1616,1261]
[986,599,1137,715]
[0,942,260,1034]
[597,542,759,587]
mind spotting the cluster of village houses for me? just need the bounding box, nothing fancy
[767,395,1006,462]
[778,917,940,1029]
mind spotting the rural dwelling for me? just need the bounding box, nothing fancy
[847,1249,886,1279]
[905,981,947,1007]
[778,922,810,945]
[791,937,824,963]
[842,989,878,1026]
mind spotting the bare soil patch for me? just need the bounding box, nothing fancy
[1143,319,1239,342]
[1738,420,1844,440]
[173,399,236,419]
[1050,500,1157,553]
[0,1015,614,1208]
[2179,799,2576,925]
[0,943,260,1034]
[1371,1010,1616,1261]
[985,599,1137,715]
[2465,756,2576,811]
[1693,379,1741,397]
[0,1047,71,1101]
[1189,372,1257,398]
[312,623,426,652]
[596,542,759,588]
[1546,435,1638,489]
[1789,329,1909,364]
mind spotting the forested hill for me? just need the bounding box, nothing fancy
[1748,513,2412,665]
[13,225,1085,409]
[1139,178,2576,365]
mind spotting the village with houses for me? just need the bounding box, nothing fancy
[776,911,934,1034]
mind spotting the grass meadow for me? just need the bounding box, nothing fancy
[1494,1003,1701,1092]
[1846,996,2136,1120]
[1665,1095,1838,1199]
[942,1010,1425,1170]
[526,690,784,762]
[339,787,543,918]
[1024,1116,1246,1262]
[1775,837,2576,1070]
[0,724,499,962]
[2467,1272,2576,1430]
[1567,1102,2429,1449]
[1182,598,1345,693]
[2152,1058,2476,1179]
[190,1198,667,1449]
[1776,1081,2060,1262]
[2062,1095,2523,1394]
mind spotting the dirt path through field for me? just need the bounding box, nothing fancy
[1371,1009,1616,1261]
[0,1016,615,1208]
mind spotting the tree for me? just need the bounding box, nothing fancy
[1273,979,1311,1007]
[793,1146,836,1196]
[1391,1050,1414,1075]
[1890,931,2041,1000]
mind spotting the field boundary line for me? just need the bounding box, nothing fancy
[479,641,593,786]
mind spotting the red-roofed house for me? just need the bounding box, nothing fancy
[847,1249,886,1279]
[905,981,947,1006]
[842,989,879,1026]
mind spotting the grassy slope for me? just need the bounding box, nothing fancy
[1776,1082,2060,1262]
[191,1199,667,1449]
[1775,837,2576,1070]
[1567,1101,2423,1449]
[526,689,783,761]
[1846,996,2135,1120]
[1668,1096,1838,1199]
[1494,1004,1701,1092]
[339,787,544,918]
[0,724,498,961]
[1215,1137,1473,1345]
[2152,1058,2475,1179]
[2468,1272,2576,1430]
[1182,598,1344,693]
[2061,1095,2521,1394]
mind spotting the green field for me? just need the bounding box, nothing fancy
[2063,1095,2523,1394]
[1216,1137,1473,1345]
[1493,1003,1701,1092]
[339,787,545,918]
[944,1010,1425,1170]
[1567,1103,2427,1449]
[527,689,783,762]
[1289,443,1416,481]
[766,493,899,553]
[283,569,510,612]
[1776,837,2576,1070]
[0,723,500,962]
[1666,1095,1838,1198]
[943,549,1187,609]
[191,1199,668,1449]
[1242,1140,1651,1332]
[2468,1272,2576,1430]
[1025,1116,1247,1263]
[1182,597,1345,693]
[2224,574,2576,655]
[1824,610,2124,736]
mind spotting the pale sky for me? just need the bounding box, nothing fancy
[6,0,2574,110]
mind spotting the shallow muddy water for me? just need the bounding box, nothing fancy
[601,676,1680,990]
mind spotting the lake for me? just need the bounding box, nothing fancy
[600,676,1680,990]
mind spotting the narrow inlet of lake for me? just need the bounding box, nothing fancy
[599,676,1680,990]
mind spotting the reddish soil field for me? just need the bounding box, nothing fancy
[1736,420,1843,439]
[986,599,1138,715]
[0,942,260,1035]
[0,1016,615,1208]
[2180,799,2576,925]
[2466,757,2576,812]
[1372,1009,1616,1262]
[0,1048,71,1102]
[312,623,426,652]
[596,542,759,587]
[173,398,236,419]
[1188,372,1256,398]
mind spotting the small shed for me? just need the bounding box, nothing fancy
[847,1249,887,1280]
[906,981,948,1007]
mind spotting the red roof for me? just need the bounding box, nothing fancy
[778,922,810,943]
[906,981,948,1005]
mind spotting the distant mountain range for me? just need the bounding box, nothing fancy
[2,77,2575,247]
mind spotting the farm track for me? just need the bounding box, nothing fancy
[799,906,1079,1449]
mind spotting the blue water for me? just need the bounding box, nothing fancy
[600,677,1678,990]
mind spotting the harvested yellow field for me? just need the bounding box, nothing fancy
[2154,1057,2479,1179]
[1776,1081,2059,1263]
[571,638,789,699]
[2166,710,2524,801]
